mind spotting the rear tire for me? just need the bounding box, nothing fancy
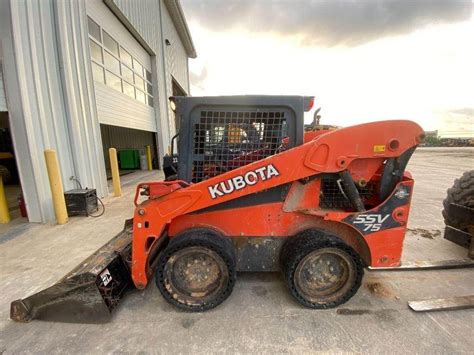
[442,170,474,231]
[155,229,236,312]
[281,230,364,309]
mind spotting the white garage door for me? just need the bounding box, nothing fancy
[0,66,7,112]
[86,0,156,132]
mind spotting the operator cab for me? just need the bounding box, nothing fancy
[164,95,314,182]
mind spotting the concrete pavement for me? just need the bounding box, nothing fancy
[0,148,473,354]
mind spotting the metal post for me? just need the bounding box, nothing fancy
[0,175,11,224]
[109,148,122,197]
[146,145,153,171]
[44,149,68,224]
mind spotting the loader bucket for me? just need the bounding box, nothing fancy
[10,219,135,324]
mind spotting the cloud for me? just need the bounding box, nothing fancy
[448,107,474,116]
[189,66,208,92]
[438,108,474,138]
[181,0,472,47]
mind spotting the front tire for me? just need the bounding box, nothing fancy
[281,230,364,309]
[155,229,236,311]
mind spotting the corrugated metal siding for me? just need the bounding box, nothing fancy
[0,68,7,112]
[95,83,156,131]
[161,4,189,93]
[111,0,161,50]
[54,0,109,202]
[112,0,170,155]
[1,0,109,222]
[161,3,189,136]
[2,0,77,222]
[111,0,191,150]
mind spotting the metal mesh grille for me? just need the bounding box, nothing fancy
[319,177,375,210]
[192,110,288,182]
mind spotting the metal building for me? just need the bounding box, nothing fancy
[0,0,196,223]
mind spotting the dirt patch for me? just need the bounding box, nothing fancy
[337,308,371,315]
[252,285,268,297]
[365,281,396,299]
[336,308,398,322]
[180,318,196,329]
[408,228,441,239]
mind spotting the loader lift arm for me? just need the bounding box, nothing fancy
[132,120,425,289]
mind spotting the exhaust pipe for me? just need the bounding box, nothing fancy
[10,219,135,324]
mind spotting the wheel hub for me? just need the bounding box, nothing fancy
[294,248,354,302]
[164,246,227,302]
[175,252,221,292]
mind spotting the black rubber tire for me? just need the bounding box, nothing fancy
[442,170,474,230]
[155,229,236,312]
[280,230,364,309]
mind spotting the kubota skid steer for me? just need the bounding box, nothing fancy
[11,96,425,323]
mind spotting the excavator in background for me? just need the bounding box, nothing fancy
[11,95,429,323]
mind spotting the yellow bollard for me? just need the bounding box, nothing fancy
[146,145,153,171]
[0,175,11,224]
[109,148,122,197]
[44,149,68,224]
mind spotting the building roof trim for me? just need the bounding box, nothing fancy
[164,0,197,58]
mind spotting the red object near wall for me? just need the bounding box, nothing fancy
[18,194,27,218]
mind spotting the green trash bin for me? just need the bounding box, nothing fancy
[118,150,140,169]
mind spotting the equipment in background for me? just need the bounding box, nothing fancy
[407,170,474,312]
[304,107,340,132]
[64,189,98,217]
[118,149,140,170]
[443,170,474,258]
[11,95,426,323]
[18,194,27,218]
[163,133,179,181]
[0,127,19,184]
[371,170,474,312]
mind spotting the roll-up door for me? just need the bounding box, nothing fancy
[86,0,155,132]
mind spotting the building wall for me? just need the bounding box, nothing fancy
[0,0,77,222]
[1,0,109,222]
[94,84,156,131]
[86,0,157,132]
[110,0,171,160]
[161,3,190,137]
[0,0,192,222]
[161,4,189,93]
[0,66,7,112]
[111,0,191,140]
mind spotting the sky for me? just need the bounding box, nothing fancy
[180,0,473,134]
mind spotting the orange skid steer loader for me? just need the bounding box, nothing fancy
[11,96,424,323]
